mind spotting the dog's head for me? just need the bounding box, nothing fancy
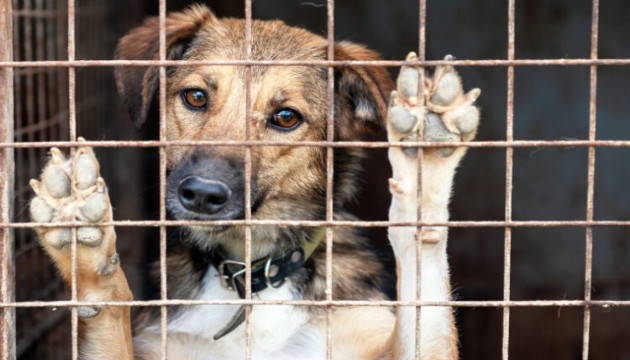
[114,5,393,253]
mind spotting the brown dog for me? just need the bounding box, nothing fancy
[29,5,480,359]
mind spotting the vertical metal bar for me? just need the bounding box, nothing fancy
[158,0,168,359]
[244,0,253,359]
[56,0,68,140]
[502,0,516,358]
[325,0,335,359]
[22,0,36,181]
[34,0,45,142]
[415,0,426,357]
[67,0,79,358]
[0,0,16,358]
[583,0,599,359]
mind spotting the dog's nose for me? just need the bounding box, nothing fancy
[178,177,231,214]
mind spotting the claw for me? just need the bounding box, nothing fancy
[389,90,398,108]
[96,177,107,193]
[389,178,404,194]
[50,148,65,164]
[465,88,481,103]
[29,179,42,195]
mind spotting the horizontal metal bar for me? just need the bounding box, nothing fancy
[6,220,630,228]
[1,58,630,68]
[3,139,630,149]
[0,299,628,308]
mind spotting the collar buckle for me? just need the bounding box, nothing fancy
[218,259,247,292]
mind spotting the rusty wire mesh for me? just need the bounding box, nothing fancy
[1,0,629,359]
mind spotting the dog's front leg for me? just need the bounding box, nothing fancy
[386,53,480,360]
[29,141,133,359]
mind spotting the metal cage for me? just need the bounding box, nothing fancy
[1,0,629,359]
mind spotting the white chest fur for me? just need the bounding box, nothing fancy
[134,267,325,360]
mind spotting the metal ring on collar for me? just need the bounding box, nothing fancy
[264,257,286,289]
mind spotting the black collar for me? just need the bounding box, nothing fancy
[211,228,325,299]
[209,228,325,341]
[212,246,306,299]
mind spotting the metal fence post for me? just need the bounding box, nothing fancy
[0,0,16,358]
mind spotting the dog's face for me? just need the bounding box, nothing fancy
[115,6,393,253]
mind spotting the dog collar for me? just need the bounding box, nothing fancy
[212,228,325,340]
[214,228,325,298]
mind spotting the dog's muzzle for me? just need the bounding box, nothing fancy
[166,150,249,221]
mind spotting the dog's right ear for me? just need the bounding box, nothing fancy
[114,5,218,128]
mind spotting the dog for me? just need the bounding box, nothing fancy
[28,5,480,359]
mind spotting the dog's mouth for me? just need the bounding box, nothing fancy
[169,195,266,241]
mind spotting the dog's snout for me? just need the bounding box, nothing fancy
[178,177,231,215]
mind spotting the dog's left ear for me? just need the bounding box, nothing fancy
[334,42,394,140]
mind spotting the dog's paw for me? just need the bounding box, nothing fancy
[29,139,119,276]
[388,53,480,158]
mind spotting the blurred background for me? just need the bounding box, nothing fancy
[10,0,630,358]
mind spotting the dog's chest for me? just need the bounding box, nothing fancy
[144,266,325,359]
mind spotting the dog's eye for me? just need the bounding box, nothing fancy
[269,109,303,131]
[181,89,208,110]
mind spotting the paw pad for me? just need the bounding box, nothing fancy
[41,166,71,198]
[77,306,101,319]
[389,101,418,134]
[80,193,108,223]
[387,53,481,158]
[75,153,98,190]
[77,227,103,247]
[30,144,110,250]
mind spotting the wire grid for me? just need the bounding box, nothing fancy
[1,0,629,359]
[6,0,130,358]
[9,0,71,358]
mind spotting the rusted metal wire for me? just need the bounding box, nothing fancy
[2,58,630,67]
[158,0,168,358]
[0,299,629,309]
[5,219,630,229]
[502,0,516,358]
[66,0,80,358]
[244,0,254,358]
[325,0,335,358]
[2,139,630,149]
[11,0,72,357]
[0,0,15,358]
[415,0,427,357]
[583,0,600,359]
[4,0,629,358]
